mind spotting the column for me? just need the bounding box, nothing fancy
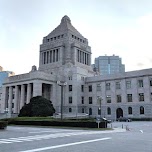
[56,49,58,62]
[8,86,13,115]
[20,84,25,109]
[51,50,53,63]
[54,49,56,62]
[46,51,48,64]
[86,54,89,65]
[48,51,50,63]
[26,83,32,104]
[1,86,7,113]
[85,53,86,64]
[83,52,85,64]
[50,51,52,63]
[89,54,91,66]
[45,51,47,64]
[33,81,42,97]
[14,85,19,113]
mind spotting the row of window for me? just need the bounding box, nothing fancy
[47,34,64,42]
[88,106,145,115]
[72,35,85,43]
[94,79,152,91]
[68,85,84,92]
[67,93,147,105]
[105,93,146,103]
[106,106,145,115]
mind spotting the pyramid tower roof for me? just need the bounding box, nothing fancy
[47,15,84,38]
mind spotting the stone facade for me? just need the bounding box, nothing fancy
[0,15,152,120]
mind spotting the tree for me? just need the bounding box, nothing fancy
[19,96,55,117]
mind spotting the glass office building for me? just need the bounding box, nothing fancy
[93,55,125,75]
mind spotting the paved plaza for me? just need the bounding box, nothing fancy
[0,122,152,152]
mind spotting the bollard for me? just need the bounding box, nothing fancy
[122,124,123,129]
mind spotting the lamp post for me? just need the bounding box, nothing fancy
[57,81,67,120]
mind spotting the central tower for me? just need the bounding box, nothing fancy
[39,15,92,75]
[39,16,94,115]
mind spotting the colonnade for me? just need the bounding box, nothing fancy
[77,49,90,65]
[4,83,33,114]
[41,49,59,64]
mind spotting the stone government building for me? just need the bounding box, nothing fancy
[1,15,152,120]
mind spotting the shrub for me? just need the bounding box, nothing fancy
[0,121,8,129]
[19,96,55,117]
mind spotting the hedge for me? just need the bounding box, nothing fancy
[0,121,8,129]
[9,120,107,128]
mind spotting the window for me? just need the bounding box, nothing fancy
[81,97,84,104]
[89,97,92,104]
[140,106,144,114]
[12,93,15,99]
[127,94,132,102]
[69,97,72,104]
[88,85,92,92]
[106,95,111,103]
[106,83,110,90]
[68,76,72,80]
[82,108,84,113]
[81,85,84,92]
[81,77,85,81]
[139,93,144,101]
[96,84,101,91]
[89,108,92,115]
[107,107,111,115]
[117,95,121,103]
[69,85,72,91]
[138,80,143,88]
[69,108,72,113]
[128,107,132,115]
[12,103,14,108]
[116,82,121,89]
[126,81,131,89]
[150,79,152,86]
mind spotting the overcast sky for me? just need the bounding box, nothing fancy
[1,0,152,74]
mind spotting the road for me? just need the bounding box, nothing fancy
[0,121,152,152]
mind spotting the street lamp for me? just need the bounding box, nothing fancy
[57,81,67,120]
[97,96,103,119]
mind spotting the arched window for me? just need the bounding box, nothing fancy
[107,107,111,115]
[89,108,92,115]
[69,108,72,113]
[140,106,144,114]
[128,107,132,115]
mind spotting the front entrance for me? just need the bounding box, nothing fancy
[116,108,123,119]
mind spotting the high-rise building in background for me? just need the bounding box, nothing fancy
[0,66,15,87]
[93,55,125,75]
